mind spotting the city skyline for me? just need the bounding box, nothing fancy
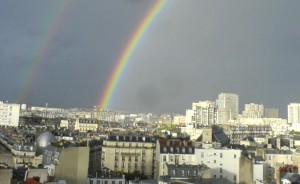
[1,1,300,116]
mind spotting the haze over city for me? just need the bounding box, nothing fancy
[1,0,300,116]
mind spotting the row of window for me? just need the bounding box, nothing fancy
[89,180,123,184]
[213,174,237,181]
[200,152,237,159]
[162,147,193,153]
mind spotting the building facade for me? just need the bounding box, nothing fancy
[101,135,157,178]
[195,147,242,183]
[242,103,264,118]
[155,139,195,178]
[74,118,99,132]
[216,93,239,123]
[185,101,217,127]
[0,101,20,127]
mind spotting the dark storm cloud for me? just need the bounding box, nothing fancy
[0,0,300,117]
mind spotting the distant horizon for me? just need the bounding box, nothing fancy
[2,95,294,119]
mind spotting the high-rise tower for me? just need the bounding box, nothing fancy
[216,93,239,124]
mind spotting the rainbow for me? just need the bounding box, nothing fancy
[98,0,167,110]
[19,0,72,103]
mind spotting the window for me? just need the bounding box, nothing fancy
[234,154,236,159]
[105,181,108,184]
[220,175,223,178]
[90,180,94,184]
[220,153,223,158]
[181,170,185,176]
[112,181,115,184]
[214,175,216,178]
[214,160,216,164]
[163,155,166,162]
[170,155,174,162]
[119,181,122,184]
[234,175,236,181]
[220,168,222,173]
[97,181,100,184]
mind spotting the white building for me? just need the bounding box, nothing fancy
[0,101,20,127]
[185,101,217,127]
[242,103,264,118]
[253,157,267,184]
[195,147,242,183]
[216,93,239,123]
[288,103,300,124]
[288,103,300,131]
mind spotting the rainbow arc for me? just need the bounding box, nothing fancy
[98,0,167,110]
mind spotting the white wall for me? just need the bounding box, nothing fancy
[195,148,241,183]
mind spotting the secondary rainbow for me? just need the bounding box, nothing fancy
[98,0,167,110]
[19,0,72,103]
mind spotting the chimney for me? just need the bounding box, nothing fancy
[267,144,272,149]
[202,127,212,143]
[276,138,281,150]
[290,139,294,149]
[167,140,170,146]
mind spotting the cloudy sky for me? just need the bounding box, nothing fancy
[0,0,300,117]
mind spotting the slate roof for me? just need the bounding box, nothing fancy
[12,144,36,152]
[282,173,300,183]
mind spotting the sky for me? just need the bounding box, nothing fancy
[0,0,300,117]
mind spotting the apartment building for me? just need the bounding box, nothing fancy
[0,101,20,127]
[74,118,99,132]
[265,149,293,182]
[11,144,42,168]
[155,139,195,178]
[185,101,217,127]
[101,135,157,178]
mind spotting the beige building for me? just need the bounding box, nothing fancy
[0,168,12,184]
[55,147,89,184]
[11,144,42,168]
[74,118,99,132]
[265,149,293,183]
[101,135,156,178]
[173,115,185,125]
